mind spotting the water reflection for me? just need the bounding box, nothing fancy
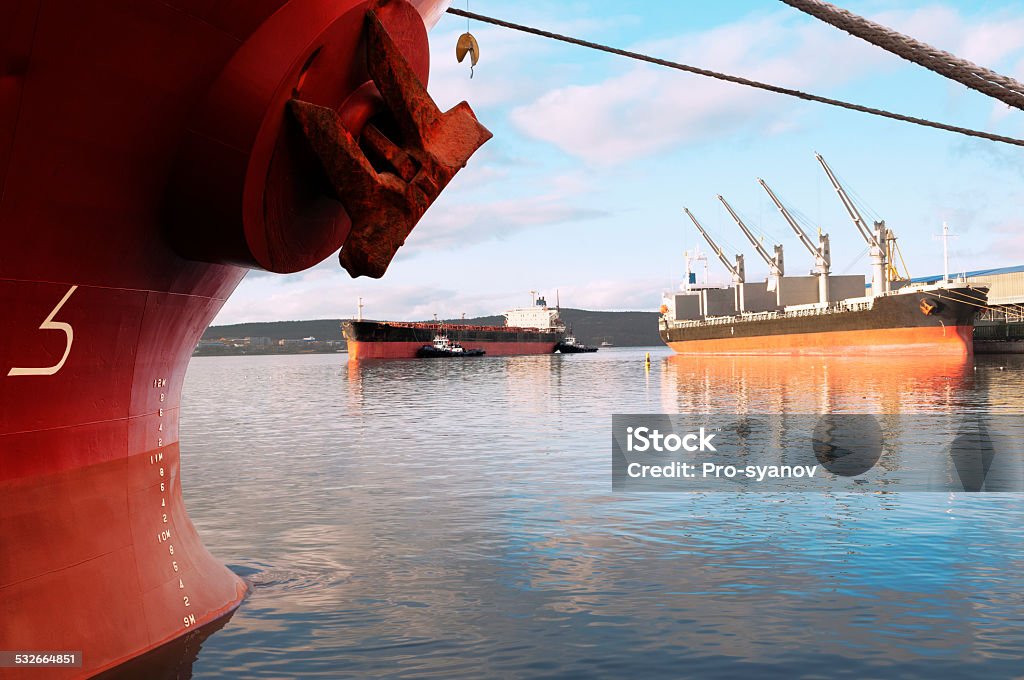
[174,350,1024,678]
[94,611,236,680]
[660,354,977,414]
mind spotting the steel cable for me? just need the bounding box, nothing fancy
[779,0,1024,111]
[446,7,1024,148]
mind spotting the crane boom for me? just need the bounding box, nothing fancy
[683,208,744,284]
[814,152,876,247]
[814,152,890,295]
[757,179,821,261]
[757,178,832,304]
[716,195,783,278]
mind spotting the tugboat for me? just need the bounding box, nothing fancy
[555,334,598,353]
[417,334,486,358]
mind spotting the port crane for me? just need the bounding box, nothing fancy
[716,194,784,291]
[757,178,831,304]
[814,153,901,295]
[683,207,746,311]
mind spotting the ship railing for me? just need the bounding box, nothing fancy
[376,320,559,333]
[669,298,874,328]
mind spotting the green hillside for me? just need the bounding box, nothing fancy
[203,308,663,347]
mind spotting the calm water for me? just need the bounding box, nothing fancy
[174,349,1024,678]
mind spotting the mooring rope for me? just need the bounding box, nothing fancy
[446,7,1024,148]
[779,0,1024,112]
[933,289,1024,322]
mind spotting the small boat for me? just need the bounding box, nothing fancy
[417,334,486,358]
[600,339,614,348]
[556,335,598,353]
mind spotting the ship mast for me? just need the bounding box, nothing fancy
[683,248,709,291]
[716,194,784,289]
[683,207,746,311]
[757,178,831,303]
[814,152,890,295]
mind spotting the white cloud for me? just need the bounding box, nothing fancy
[406,196,607,253]
[507,5,1024,165]
[507,11,887,164]
[984,221,1024,263]
[554,276,667,311]
[212,272,666,326]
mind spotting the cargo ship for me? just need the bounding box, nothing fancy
[0,1,488,676]
[344,295,565,359]
[660,284,985,355]
[660,156,987,356]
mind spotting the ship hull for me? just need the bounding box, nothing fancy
[1,444,246,678]
[1,0,453,676]
[666,324,973,356]
[661,287,983,356]
[344,321,561,359]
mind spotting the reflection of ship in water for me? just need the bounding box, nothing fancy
[974,354,1024,409]
[659,355,975,415]
[655,355,1024,490]
[93,611,235,680]
[504,355,562,417]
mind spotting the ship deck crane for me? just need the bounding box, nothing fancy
[716,195,783,290]
[683,207,746,312]
[814,152,891,295]
[757,178,831,303]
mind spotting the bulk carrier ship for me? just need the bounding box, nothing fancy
[0,1,488,676]
[660,155,987,356]
[343,295,566,359]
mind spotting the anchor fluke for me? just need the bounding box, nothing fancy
[289,3,492,279]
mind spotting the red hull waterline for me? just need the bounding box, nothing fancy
[0,0,479,677]
[348,340,560,359]
[666,325,974,356]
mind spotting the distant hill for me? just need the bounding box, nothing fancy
[203,308,663,347]
[203,318,348,342]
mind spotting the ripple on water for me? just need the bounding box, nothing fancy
[179,352,1024,679]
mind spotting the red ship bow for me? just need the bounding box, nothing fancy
[0,1,487,676]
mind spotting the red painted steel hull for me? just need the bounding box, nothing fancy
[667,325,975,356]
[661,286,983,357]
[343,320,563,359]
[348,339,559,359]
[0,0,452,676]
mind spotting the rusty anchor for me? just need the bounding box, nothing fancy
[289,2,492,279]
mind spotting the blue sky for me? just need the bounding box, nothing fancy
[214,0,1024,324]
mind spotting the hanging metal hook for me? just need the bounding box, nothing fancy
[456,32,479,78]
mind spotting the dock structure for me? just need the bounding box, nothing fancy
[908,265,1024,352]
